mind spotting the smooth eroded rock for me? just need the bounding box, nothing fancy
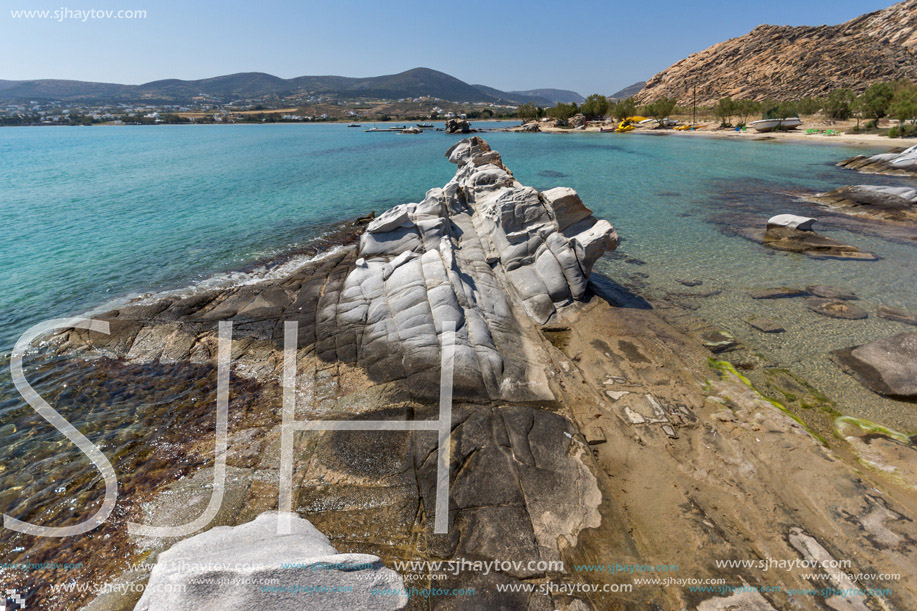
[745,316,785,333]
[877,305,917,326]
[806,285,857,300]
[134,512,408,611]
[833,332,917,400]
[763,216,877,260]
[838,145,917,177]
[805,297,868,320]
[748,287,810,300]
[813,184,917,223]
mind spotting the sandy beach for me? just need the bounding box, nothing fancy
[517,117,917,148]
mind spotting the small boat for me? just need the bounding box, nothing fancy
[347,122,361,127]
[401,126,423,134]
[416,123,434,128]
[365,125,409,132]
[748,118,802,132]
[599,127,616,132]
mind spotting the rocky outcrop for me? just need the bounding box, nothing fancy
[520,121,540,132]
[762,214,877,260]
[813,184,917,223]
[838,145,917,177]
[444,117,471,134]
[568,113,587,128]
[135,512,408,611]
[636,0,917,105]
[59,138,618,406]
[833,332,917,400]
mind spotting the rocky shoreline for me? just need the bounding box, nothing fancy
[12,139,916,610]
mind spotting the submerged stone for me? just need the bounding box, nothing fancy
[805,297,868,320]
[748,287,810,300]
[806,285,857,300]
[701,330,738,352]
[745,316,785,333]
[762,215,877,260]
[833,332,917,400]
[877,305,917,326]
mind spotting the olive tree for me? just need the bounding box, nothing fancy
[580,94,610,120]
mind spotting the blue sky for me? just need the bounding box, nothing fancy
[1,0,897,95]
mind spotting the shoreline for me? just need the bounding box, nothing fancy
[512,123,917,148]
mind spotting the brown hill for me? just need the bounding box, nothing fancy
[637,0,917,106]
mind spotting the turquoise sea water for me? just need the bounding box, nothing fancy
[1,123,916,431]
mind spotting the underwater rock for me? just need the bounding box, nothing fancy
[745,316,785,333]
[701,330,738,352]
[877,305,917,326]
[805,297,868,320]
[747,287,810,300]
[833,332,917,400]
[806,285,857,300]
[762,215,877,260]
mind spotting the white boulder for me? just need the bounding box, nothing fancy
[766,214,816,231]
[134,512,407,611]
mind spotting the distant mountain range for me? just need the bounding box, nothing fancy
[635,0,917,105]
[609,82,646,100]
[0,67,584,106]
[508,88,585,104]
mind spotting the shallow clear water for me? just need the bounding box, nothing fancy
[1,124,915,430]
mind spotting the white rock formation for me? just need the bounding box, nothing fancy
[866,144,917,170]
[766,214,816,231]
[335,137,618,401]
[62,137,619,406]
[357,137,617,323]
[134,512,407,611]
[854,185,917,202]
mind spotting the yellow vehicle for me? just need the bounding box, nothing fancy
[616,123,635,133]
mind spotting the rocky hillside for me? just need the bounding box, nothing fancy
[637,0,917,105]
